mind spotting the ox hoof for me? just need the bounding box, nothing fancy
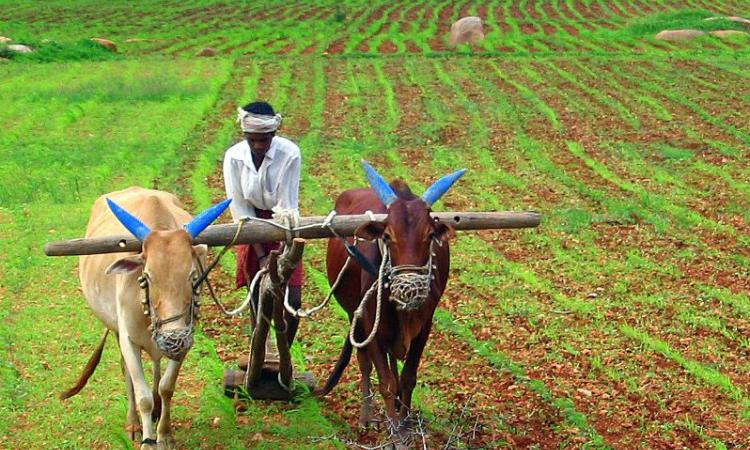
[157,435,177,450]
[358,409,382,430]
[140,443,157,450]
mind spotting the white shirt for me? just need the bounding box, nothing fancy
[223,136,301,221]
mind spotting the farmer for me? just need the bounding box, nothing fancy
[223,101,304,346]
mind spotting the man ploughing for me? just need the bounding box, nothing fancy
[223,101,304,358]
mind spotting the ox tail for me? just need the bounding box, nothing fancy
[313,338,353,397]
[60,329,109,400]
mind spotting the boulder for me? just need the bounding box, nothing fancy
[450,16,484,45]
[7,44,33,53]
[90,38,117,52]
[709,29,748,38]
[195,47,217,57]
[655,29,705,41]
[705,16,750,26]
[0,36,11,43]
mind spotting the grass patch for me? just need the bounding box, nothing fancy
[625,10,748,35]
[1,38,118,62]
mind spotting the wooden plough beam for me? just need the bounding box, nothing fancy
[44,211,541,256]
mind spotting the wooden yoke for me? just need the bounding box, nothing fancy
[245,238,306,396]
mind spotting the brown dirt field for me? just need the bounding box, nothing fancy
[381,59,750,445]
[524,1,543,20]
[427,2,455,52]
[405,40,422,53]
[490,4,514,33]
[378,40,398,54]
[560,1,600,32]
[542,1,581,36]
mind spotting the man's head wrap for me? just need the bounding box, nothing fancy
[237,107,282,133]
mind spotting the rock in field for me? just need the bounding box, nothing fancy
[655,29,705,41]
[450,16,484,45]
[7,44,33,53]
[0,36,11,43]
[704,16,750,26]
[195,47,217,57]
[90,38,117,52]
[710,29,748,38]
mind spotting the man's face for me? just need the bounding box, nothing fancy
[245,132,274,155]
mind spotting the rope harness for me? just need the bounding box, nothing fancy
[348,237,438,348]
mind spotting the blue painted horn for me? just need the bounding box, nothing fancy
[422,169,467,206]
[362,160,397,207]
[184,198,232,239]
[106,198,152,242]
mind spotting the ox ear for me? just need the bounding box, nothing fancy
[106,255,144,275]
[433,220,456,242]
[354,221,387,241]
[192,244,208,264]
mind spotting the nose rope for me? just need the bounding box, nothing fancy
[347,237,438,348]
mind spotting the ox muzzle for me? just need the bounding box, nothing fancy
[385,239,438,311]
[138,273,200,361]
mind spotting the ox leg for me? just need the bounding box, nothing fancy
[368,344,401,433]
[119,333,157,450]
[156,358,183,450]
[356,349,378,429]
[399,321,433,425]
[123,357,142,442]
[152,359,162,423]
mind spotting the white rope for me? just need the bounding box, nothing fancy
[283,255,353,318]
[212,268,267,317]
[349,242,388,348]
[277,372,291,392]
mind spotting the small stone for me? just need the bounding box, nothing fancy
[195,47,217,57]
[577,388,593,397]
[90,38,117,52]
[7,44,33,53]
[710,30,748,38]
[0,36,11,43]
[655,29,705,41]
[704,15,750,26]
[450,17,485,45]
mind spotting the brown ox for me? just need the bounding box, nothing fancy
[316,162,465,438]
[62,187,230,450]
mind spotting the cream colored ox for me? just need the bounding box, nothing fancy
[61,187,230,450]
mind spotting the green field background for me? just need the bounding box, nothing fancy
[2,1,750,448]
